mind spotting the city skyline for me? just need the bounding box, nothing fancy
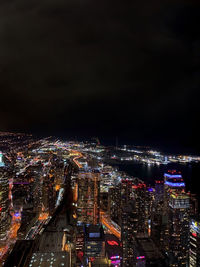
[0,0,200,265]
[1,135,200,266]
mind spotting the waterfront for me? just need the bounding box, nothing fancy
[109,160,200,201]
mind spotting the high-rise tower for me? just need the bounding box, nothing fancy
[77,171,100,224]
[0,152,10,244]
[162,170,186,253]
[164,170,185,205]
[189,218,200,267]
[168,192,190,266]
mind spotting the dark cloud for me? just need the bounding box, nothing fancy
[0,0,200,153]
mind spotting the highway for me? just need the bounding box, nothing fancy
[0,215,21,262]
[100,211,121,240]
[25,215,50,240]
[73,155,83,169]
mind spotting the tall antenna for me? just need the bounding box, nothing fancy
[116,136,118,149]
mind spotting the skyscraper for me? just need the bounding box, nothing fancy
[168,192,190,266]
[109,184,121,225]
[42,173,56,215]
[164,171,185,205]
[162,170,186,253]
[119,178,152,266]
[0,152,10,244]
[84,224,105,260]
[77,172,100,224]
[120,179,136,266]
[121,200,136,267]
[155,180,164,204]
[189,218,200,267]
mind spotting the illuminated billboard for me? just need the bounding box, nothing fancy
[89,233,100,238]
[0,151,5,167]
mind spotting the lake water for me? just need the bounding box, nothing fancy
[109,160,200,200]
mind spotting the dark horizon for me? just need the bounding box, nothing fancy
[2,128,200,156]
[1,0,200,155]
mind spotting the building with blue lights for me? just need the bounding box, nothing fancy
[161,171,186,256]
[164,171,185,190]
[163,170,186,216]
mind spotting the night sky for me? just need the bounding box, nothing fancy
[0,0,200,153]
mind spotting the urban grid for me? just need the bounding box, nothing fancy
[0,132,200,267]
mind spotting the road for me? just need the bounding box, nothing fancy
[100,211,121,240]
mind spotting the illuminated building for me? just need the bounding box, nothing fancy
[168,192,190,266]
[105,234,122,266]
[0,153,10,244]
[0,152,5,167]
[77,172,100,224]
[146,187,155,237]
[135,237,167,266]
[164,171,185,203]
[42,173,56,215]
[155,180,164,204]
[120,179,135,266]
[119,179,150,266]
[29,165,43,214]
[84,224,105,263]
[109,184,121,225]
[121,200,136,266]
[151,181,164,247]
[162,170,186,253]
[132,181,149,235]
[189,218,200,267]
[76,224,85,266]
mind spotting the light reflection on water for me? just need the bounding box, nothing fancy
[111,160,197,193]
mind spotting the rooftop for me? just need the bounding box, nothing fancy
[29,252,69,267]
